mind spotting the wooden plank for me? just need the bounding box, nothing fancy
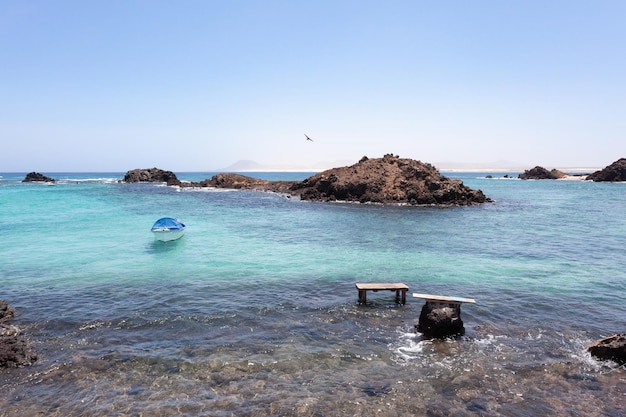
[355,283,409,291]
[412,293,476,304]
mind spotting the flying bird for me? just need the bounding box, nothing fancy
[305,134,313,142]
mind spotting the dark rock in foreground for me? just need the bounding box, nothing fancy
[0,300,14,323]
[586,334,626,364]
[123,168,180,184]
[416,302,465,338]
[22,172,55,182]
[0,301,37,368]
[0,325,37,368]
[291,154,491,205]
[518,166,567,180]
[586,158,626,182]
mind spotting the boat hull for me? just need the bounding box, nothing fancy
[152,229,185,242]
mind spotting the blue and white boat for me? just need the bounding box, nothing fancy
[151,217,186,242]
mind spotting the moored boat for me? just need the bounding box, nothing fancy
[151,217,186,242]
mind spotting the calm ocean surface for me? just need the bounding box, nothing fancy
[0,171,624,416]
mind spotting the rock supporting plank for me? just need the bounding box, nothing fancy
[416,301,465,338]
[412,294,476,339]
[586,334,626,364]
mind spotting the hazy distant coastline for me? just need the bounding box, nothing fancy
[216,159,601,174]
[215,159,355,173]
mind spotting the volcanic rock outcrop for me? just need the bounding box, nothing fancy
[518,166,567,180]
[291,154,491,205]
[586,158,626,182]
[22,172,55,182]
[124,155,492,206]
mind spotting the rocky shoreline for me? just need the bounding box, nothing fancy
[517,158,626,181]
[0,301,37,368]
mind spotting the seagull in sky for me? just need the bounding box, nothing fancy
[305,134,313,142]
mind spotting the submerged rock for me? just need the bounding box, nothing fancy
[22,172,55,182]
[0,300,14,323]
[586,158,626,182]
[518,166,567,180]
[586,334,626,364]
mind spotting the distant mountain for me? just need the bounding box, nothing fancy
[217,160,267,171]
[216,159,599,173]
[216,159,354,172]
[434,160,528,171]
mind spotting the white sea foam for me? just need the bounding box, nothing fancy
[179,186,236,193]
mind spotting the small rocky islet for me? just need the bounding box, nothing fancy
[124,154,492,206]
[518,166,570,180]
[21,172,56,183]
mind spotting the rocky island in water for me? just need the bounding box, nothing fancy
[124,154,492,206]
[517,158,626,181]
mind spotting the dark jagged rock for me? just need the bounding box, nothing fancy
[586,158,626,182]
[586,334,626,364]
[123,168,181,185]
[290,154,491,205]
[209,173,265,189]
[0,325,37,368]
[518,166,567,180]
[22,172,55,182]
[0,300,14,323]
[416,302,465,338]
[0,301,37,368]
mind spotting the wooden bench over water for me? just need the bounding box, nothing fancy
[355,283,409,305]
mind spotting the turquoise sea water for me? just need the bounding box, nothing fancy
[0,171,624,416]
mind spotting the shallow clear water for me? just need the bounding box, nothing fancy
[1,172,625,416]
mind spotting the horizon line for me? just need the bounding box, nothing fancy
[0,166,603,174]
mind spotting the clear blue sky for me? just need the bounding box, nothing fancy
[1,0,625,171]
